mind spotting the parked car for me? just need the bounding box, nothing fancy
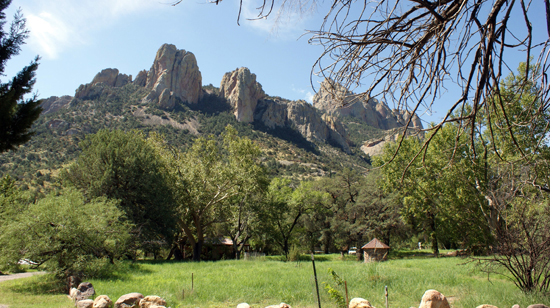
[348,247,357,255]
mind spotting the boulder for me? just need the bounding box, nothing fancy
[476,305,498,308]
[143,43,203,106]
[139,295,167,308]
[76,299,94,308]
[527,305,549,308]
[115,292,144,308]
[264,303,291,308]
[512,305,520,308]
[69,287,81,301]
[93,295,112,308]
[418,290,450,308]
[237,303,251,308]
[349,297,374,308]
[219,67,265,122]
[76,282,95,300]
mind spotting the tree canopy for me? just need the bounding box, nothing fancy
[0,0,42,153]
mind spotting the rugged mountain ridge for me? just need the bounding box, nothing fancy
[42,43,422,155]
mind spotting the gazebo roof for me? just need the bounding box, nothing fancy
[361,238,390,249]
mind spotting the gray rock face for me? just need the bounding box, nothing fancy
[74,68,131,100]
[143,43,203,109]
[312,79,423,130]
[40,95,73,115]
[254,98,351,153]
[133,70,148,87]
[219,67,265,122]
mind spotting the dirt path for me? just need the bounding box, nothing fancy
[0,271,46,283]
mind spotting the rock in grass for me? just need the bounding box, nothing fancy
[476,305,498,308]
[77,282,95,300]
[418,290,450,308]
[115,293,144,308]
[76,299,94,308]
[512,305,520,308]
[139,295,167,308]
[349,298,374,308]
[237,303,251,308]
[70,287,81,301]
[93,295,112,308]
[528,305,549,308]
[264,303,292,308]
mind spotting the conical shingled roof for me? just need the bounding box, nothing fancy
[362,238,390,249]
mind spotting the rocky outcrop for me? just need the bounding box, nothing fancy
[313,79,423,130]
[219,67,265,122]
[360,127,422,156]
[75,68,132,100]
[254,98,351,152]
[142,44,203,109]
[40,95,73,115]
[133,70,148,87]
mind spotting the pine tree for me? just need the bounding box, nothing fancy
[0,0,42,153]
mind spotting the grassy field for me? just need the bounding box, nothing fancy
[0,254,549,308]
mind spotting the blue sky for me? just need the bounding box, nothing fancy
[3,0,552,126]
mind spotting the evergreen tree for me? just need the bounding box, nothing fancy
[0,0,42,153]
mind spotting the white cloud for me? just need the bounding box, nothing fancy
[292,85,315,103]
[24,0,160,59]
[239,0,315,39]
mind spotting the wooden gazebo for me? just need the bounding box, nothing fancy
[361,238,390,262]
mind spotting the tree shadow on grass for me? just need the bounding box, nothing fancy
[6,262,154,295]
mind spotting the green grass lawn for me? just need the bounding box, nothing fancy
[0,254,549,308]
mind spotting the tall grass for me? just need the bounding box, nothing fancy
[0,255,549,308]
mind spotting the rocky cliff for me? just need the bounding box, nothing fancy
[313,79,423,130]
[220,67,265,122]
[142,43,203,109]
[74,68,132,100]
[65,44,429,156]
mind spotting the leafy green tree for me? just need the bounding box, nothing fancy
[0,188,130,284]
[474,62,550,293]
[373,126,492,256]
[258,178,328,260]
[159,125,267,261]
[62,129,177,254]
[0,1,42,153]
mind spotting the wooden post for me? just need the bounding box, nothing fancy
[192,272,194,290]
[312,253,322,308]
[344,281,349,308]
[385,285,388,308]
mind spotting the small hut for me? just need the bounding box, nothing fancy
[361,238,390,262]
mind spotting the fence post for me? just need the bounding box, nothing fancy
[312,253,322,308]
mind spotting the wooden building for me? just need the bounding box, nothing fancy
[361,238,390,262]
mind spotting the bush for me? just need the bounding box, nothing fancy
[0,188,131,286]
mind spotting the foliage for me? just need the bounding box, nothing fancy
[373,125,493,256]
[473,62,550,294]
[158,125,268,261]
[0,188,131,283]
[322,268,346,308]
[62,129,178,253]
[0,0,42,153]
